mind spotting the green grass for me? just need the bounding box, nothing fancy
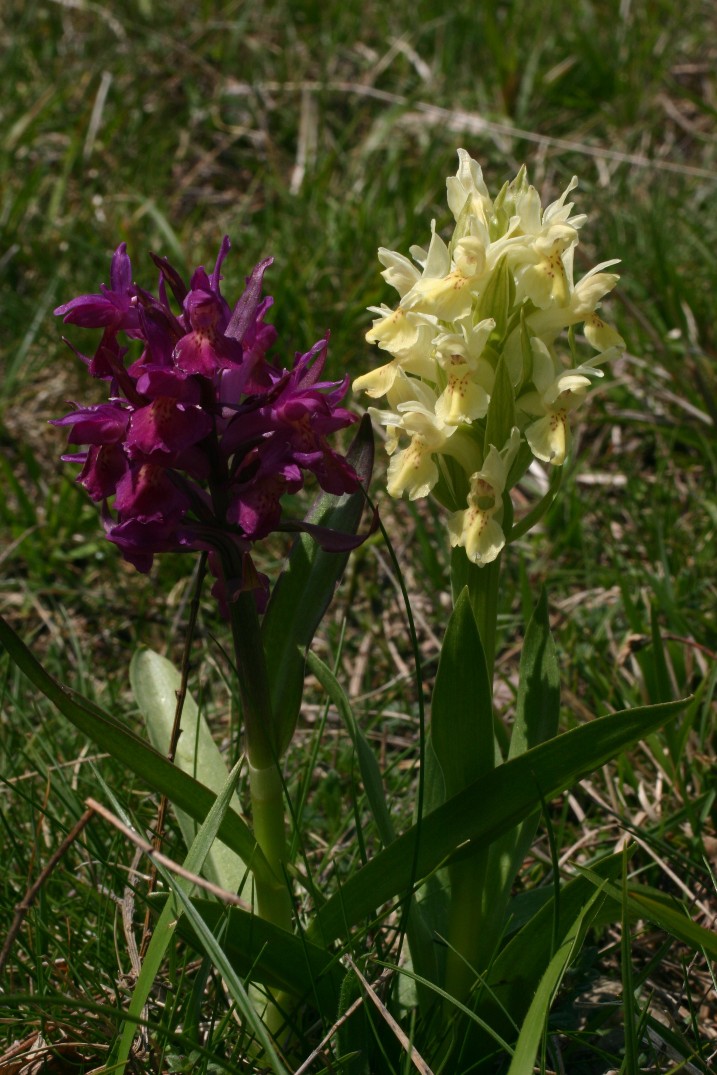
[1,0,716,1071]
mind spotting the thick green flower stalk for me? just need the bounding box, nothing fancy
[354,149,625,568]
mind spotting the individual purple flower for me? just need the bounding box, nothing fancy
[55,243,139,334]
[53,238,362,609]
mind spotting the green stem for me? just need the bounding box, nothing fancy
[221,559,292,933]
[248,761,293,932]
[443,553,502,1007]
[226,584,275,769]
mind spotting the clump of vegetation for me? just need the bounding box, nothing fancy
[1,2,715,1072]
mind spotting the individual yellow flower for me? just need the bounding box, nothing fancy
[401,230,488,321]
[583,310,626,352]
[367,375,447,500]
[446,148,494,229]
[356,310,437,397]
[525,256,624,346]
[385,408,448,500]
[448,428,521,564]
[508,171,587,243]
[433,319,495,426]
[517,340,603,465]
[375,247,422,297]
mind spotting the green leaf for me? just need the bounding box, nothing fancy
[0,614,273,887]
[306,650,395,845]
[515,305,534,396]
[431,587,494,798]
[476,255,515,339]
[477,589,561,968]
[160,879,290,1073]
[157,895,343,1019]
[509,589,560,759]
[580,870,717,961]
[620,852,640,1075]
[307,696,690,946]
[469,856,624,1055]
[307,648,442,1003]
[483,353,516,458]
[262,414,374,755]
[505,887,606,1075]
[110,756,286,1073]
[130,647,248,893]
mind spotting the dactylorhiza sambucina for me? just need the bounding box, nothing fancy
[53,238,360,610]
[354,150,626,566]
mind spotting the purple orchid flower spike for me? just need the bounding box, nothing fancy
[53,238,366,610]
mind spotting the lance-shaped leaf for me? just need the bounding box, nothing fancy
[473,852,717,1057]
[580,870,717,961]
[108,756,275,1074]
[504,887,607,1075]
[153,895,343,1018]
[0,614,273,888]
[430,587,494,799]
[130,647,248,893]
[262,414,374,756]
[307,649,442,1003]
[473,857,623,1055]
[483,352,516,459]
[307,696,689,946]
[473,589,561,971]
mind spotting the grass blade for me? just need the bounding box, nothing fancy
[0,613,273,886]
[505,886,606,1075]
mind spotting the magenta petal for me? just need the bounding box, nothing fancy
[54,293,121,328]
[227,460,302,537]
[290,337,328,387]
[110,243,132,293]
[172,332,223,376]
[150,251,188,306]
[134,366,201,403]
[126,398,213,457]
[78,444,128,500]
[225,257,274,342]
[104,513,168,571]
[114,463,190,517]
[211,236,232,292]
[52,402,130,445]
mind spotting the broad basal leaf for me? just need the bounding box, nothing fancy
[130,647,248,893]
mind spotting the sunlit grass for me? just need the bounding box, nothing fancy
[1,0,715,1070]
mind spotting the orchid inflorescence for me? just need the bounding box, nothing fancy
[354,150,625,566]
[53,239,359,608]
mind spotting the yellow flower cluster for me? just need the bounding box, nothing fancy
[354,150,625,565]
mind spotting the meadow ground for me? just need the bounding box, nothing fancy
[1,2,715,1072]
